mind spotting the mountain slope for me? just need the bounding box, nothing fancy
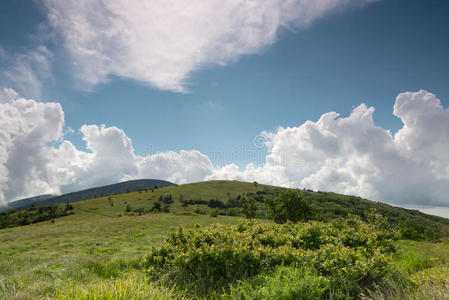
[56,180,449,235]
[1,194,57,212]
[4,179,175,211]
[1,180,448,237]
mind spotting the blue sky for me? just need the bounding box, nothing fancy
[1,0,449,215]
[1,0,448,164]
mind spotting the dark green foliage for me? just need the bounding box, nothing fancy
[125,204,132,212]
[241,196,257,219]
[208,199,225,208]
[194,206,206,215]
[65,202,74,211]
[265,190,313,223]
[162,203,171,213]
[151,202,161,212]
[159,194,173,204]
[143,216,400,297]
[399,219,425,241]
[0,205,71,229]
[227,195,241,208]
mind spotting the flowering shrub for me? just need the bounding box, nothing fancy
[143,215,400,297]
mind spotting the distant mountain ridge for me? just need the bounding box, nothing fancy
[1,194,58,212]
[3,179,176,212]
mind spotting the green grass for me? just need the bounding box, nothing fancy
[224,266,330,300]
[0,211,239,299]
[2,180,449,299]
[52,275,182,300]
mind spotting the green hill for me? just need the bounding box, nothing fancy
[2,180,448,237]
[69,180,449,233]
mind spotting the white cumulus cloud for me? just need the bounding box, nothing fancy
[0,89,214,205]
[42,0,376,92]
[2,89,449,213]
[208,90,449,209]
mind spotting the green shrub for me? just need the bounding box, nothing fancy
[209,209,219,217]
[226,208,240,216]
[241,196,257,219]
[143,215,400,297]
[399,219,425,241]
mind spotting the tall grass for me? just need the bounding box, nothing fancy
[223,265,330,300]
[52,275,182,300]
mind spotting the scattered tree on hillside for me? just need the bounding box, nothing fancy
[241,196,257,219]
[65,202,74,211]
[265,190,313,223]
[159,194,173,204]
[151,201,162,212]
[208,199,225,208]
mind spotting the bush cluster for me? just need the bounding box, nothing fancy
[143,214,400,297]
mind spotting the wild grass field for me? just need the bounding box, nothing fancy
[0,212,239,299]
[1,181,449,299]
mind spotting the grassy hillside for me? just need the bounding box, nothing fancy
[3,180,447,236]
[1,180,449,299]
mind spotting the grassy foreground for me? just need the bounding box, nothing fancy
[0,212,238,299]
[1,181,449,299]
[1,210,449,299]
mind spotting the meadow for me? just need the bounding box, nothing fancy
[1,181,449,299]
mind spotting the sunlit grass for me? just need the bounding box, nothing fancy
[52,274,182,300]
[0,213,238,299]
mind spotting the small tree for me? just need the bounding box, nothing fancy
[65,202,74,211]
[241,196,257,219]
[151,202,162,212]
[125,204,132,212]
[265,190,313,223]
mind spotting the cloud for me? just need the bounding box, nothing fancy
[208,90,449,208]
[0,45,52,98]
[2,88,449,211]
[0,88,64,206]
[0,89,214,205]
[42,0,376,92]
